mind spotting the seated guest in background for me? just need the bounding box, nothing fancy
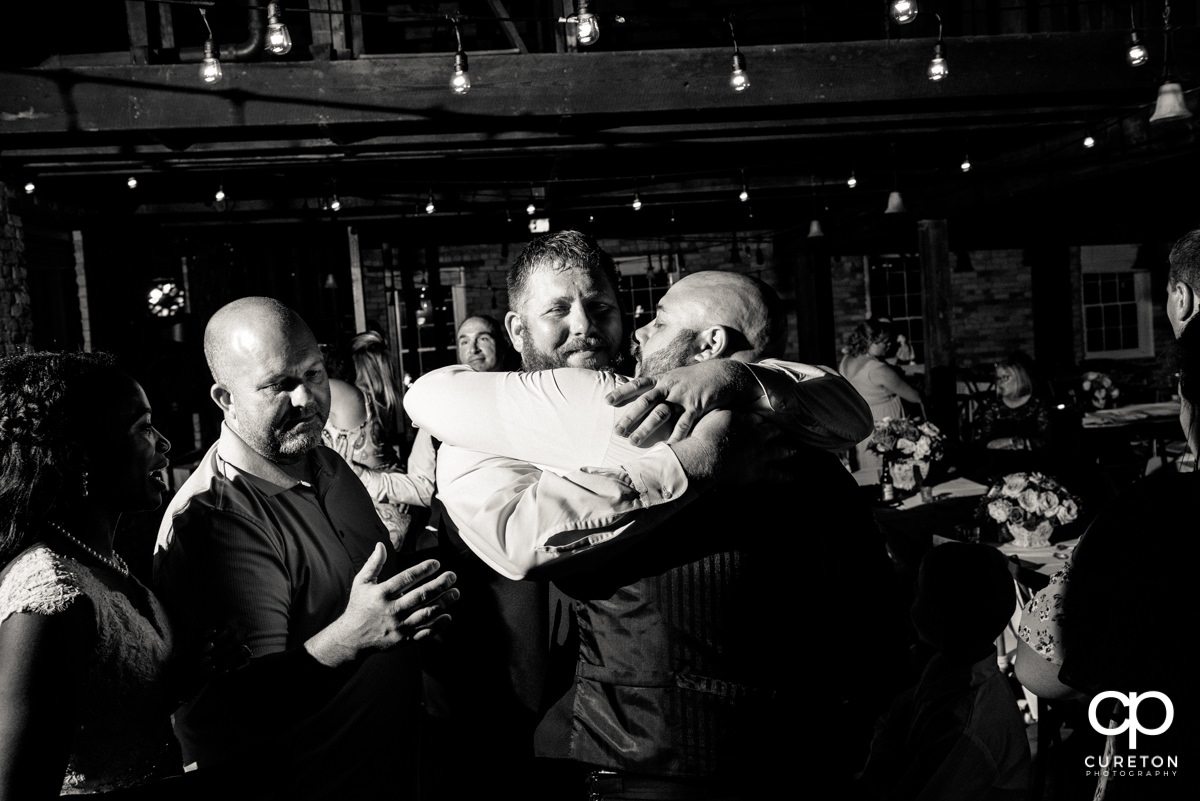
[857,543,1032,801]
[971,352,1052,453]
[1015,293,1199,801]
[1166,228,1200,338]
[153,297,459,801]
[840,318,925,475]
[0,352,182,798]
[324,330,427,550]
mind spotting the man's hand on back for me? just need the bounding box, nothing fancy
[606,360,760,445]
[304,544,459,668]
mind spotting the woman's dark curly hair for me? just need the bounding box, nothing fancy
[0,351,120,566]
[844,319,895,357]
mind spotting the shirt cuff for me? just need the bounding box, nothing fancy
[620,441,688,505]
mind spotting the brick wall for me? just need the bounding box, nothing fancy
[949,249,1036,367]
[0,184,34,356]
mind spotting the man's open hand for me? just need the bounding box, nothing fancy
[306,545,459,667]
[606,360,758,445]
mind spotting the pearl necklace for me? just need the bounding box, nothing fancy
[46,520,130,578]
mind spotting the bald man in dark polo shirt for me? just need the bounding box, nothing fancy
[154,296,458,800]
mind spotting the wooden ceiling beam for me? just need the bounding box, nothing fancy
[2,30,1190,150]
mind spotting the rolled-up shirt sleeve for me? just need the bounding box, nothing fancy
[745,359,872,451]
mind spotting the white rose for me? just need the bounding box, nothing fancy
[1018,489,1041,513]
[1002,475,1028,497]
[1081,380,1092,391]
[987,500,1010,522]
[914,438,932,458]
[1056,498,1079,524]
[897,438,917,455]
[919,421,941,438]
[1038,491,1060,517]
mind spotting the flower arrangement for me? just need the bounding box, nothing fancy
[870,417,945,490]
[978,471,1082,548]
[1080,371,1120,410]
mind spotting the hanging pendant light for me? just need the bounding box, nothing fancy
[807,219,825,238]
[265,2,293,56]
[885,191,906,214]
[1150,2,1192,124]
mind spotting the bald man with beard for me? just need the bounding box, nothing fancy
[407,266,902,798]
[153,297,458,801]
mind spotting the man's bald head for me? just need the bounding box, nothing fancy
[205,297,312,385]
[203,297,331,463]
[668,271,786,361]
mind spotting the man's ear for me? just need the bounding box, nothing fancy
[692,326,728,362]
[504,311,525,354]
[1176,281,1198,328]
[210,383,235,418]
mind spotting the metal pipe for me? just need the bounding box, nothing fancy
[179,0,264,63]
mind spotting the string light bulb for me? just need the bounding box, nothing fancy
[631,192,643,211]
[450,18,470,95]
[891,0,918,25]
[1127,30,1148,67]
[847,171,858,189]
[23,180,35,195]
[1083,134,1096,149]
[572,1,601,46]
[199,10,222,85]
[727,18,749,92]
[425,192,436,214]
[926,16,947,82]
[739,176,750,202]
[127,176,139,189]
[960,154,972,173]
[214,185,226,202]
[1127,7,1147,67]
[526,200,536,216]
[265,2,293,56]
[329,195,341,212]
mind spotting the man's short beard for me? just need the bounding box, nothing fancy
[518,317,616,371]
[634,329,700,377]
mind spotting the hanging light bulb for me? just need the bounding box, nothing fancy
[891,0,918,25]
[1083,134,1096,148]
[526,200,536,216]
[329,195,341,212]
[885,191,906,214]
[127,176,139,189]
[425,192,436,214]
[631,192,643,211]
[847,171,858,189]
[739,183,750,203]
[1151,1,1193,123]
[730,50,750,92]
[728,17,749,92]
[926,14,947,82]
[572,1,600,46]
[199,10,222,85]
[214,185,226,203]
[1126,7,1147,67]
[960,155,972,173]
[1127,30,1148,67]
[265,2,293,56]
[450,19,470,95]
[23,180,35,195]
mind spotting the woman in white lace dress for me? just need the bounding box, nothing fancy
[0,352,178,798]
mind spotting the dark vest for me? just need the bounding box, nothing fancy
[556,448,900,783]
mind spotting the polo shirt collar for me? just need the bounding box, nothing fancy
[215,421,335,497]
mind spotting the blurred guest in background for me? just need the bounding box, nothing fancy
[0,352,181,798]
[324,330,427,550]
[840,318,925,474]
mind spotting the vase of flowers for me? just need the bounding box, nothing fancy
[1080,371,1120,410]
[978,472,1082,548]
[869,417,945,492]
